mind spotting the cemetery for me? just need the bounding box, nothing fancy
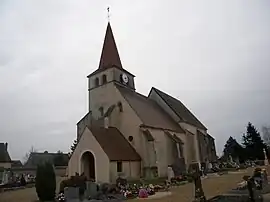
[0,168,35,190]
[0,4,268,202]
[2,160,270,202]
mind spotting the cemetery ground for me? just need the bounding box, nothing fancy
[0,167,264,202]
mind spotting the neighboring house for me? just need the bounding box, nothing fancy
[0,143,12,169]
[24,151,69,168]
[11,160,23,168]
[68,22,217,183]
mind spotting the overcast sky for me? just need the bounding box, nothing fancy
[0,0,270,160]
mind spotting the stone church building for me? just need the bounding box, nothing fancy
[68,22,217,183]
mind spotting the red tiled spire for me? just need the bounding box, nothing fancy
[98,22,123,69]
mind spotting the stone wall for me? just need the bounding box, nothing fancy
[10,166,67,176]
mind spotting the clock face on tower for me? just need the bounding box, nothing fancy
[121,73,129,84]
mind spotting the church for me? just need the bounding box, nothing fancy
[68,22,217,183]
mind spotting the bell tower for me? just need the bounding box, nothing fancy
[87,22,135,117]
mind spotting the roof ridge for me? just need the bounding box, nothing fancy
[151,87,207,130]
[116,84,185,133]
[115,83,148,98]
[89,126,141,161]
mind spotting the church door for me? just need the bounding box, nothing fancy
[81,151,95,181]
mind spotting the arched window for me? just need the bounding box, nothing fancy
[117,101,123,112]
[99,106,104,116]
[95,77,99,87]
[102,74,107,84]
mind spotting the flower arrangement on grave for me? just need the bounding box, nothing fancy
[35,161,56,202]
[253,168,263,190]
[138,187,148,198]
[118,183,138,199]
[118,182,157,199]
[146,184,155,195]
[236,180,247,190]
[153,184,165,192]
[171,175,188,186]
[56,193,65,202]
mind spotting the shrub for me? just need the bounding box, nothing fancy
[59,174,87,193]
[35,162,56,201]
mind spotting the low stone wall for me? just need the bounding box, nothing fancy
[10,166,67,177]
[0,183,35,193]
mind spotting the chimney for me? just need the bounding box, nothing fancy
[5,142,8,151]
[104,117,109,129]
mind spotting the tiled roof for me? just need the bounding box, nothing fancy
[24,152,69,168]
[116,85,185,133]
[98,22,122,70]
[87,22,123,78]
[0,143,11,163]
[151,87,207,130]
[11,160,23,167]
[90,126,141,161]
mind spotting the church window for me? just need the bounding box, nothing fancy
[128,136,133,142]
[99,106,104,116]
[117,101,123,112]
[117,161,123,172]
[95,77,99,87]
[102,74,107,84]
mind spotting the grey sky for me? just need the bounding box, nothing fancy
[0,0,270,160]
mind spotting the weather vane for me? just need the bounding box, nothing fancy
[107,7,110,22]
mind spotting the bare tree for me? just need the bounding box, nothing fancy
[262,126,270,147]
[23,146,36,164]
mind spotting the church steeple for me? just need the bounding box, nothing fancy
[98,22,123,70]
[87,19,136,97]
[88,18,136,114]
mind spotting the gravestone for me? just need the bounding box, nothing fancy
[190,164,206,202]
[64,187,80,201]
[100,183,110,194]
[193,171,206,202]
[1,171,9,185]
[208,162,213,171]
[85,181,99,199]
[229,155,233,164]
[264,149,268,166]
[167,166,174,182]
[172,157,186,176]
[262,169,268,185]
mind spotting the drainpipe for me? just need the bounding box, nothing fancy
[129,161,131,178]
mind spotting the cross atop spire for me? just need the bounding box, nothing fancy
[107,7,110,22]
[98,22,123,70]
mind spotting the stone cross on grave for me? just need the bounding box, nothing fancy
[264,148,268,166]
[192,165,206,202]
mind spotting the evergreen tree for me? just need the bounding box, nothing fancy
[223,136,245,162]
[242,122,265,160]
[35,162,56,201]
